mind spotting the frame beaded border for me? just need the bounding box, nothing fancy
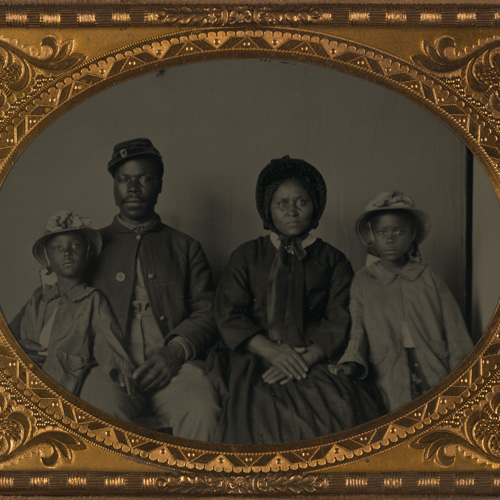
[0,15,499,494]
[0,5,497,28]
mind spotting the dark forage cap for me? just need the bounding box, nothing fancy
[256,155,327,231]
[108,138,164,178]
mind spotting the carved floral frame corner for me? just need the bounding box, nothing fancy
[0,2,499,496]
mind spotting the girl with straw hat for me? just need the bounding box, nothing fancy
[10,211,139,418]
[335,191,474,412]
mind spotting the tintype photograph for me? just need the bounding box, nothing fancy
[0,58,496,445]
[0,4,499,495]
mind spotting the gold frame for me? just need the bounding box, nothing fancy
[0,2,499,496]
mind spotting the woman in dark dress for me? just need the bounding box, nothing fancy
[209,156,382,444]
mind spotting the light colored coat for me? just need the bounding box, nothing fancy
[10,283,132,395]
[339,261,473,412]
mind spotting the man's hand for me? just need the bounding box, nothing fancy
[132,342,185,392]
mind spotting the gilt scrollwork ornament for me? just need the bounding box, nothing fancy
[156,7,225,26]
[145,472,327,495]
[0,388,86,467]
[155,6,322,27]
[412,388,500,468]
[413,36,500,117]
[0,27,497,478]
[254,7,322,25]
[0,35,85,114]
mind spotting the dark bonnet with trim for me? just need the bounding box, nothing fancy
[256,155,327,232]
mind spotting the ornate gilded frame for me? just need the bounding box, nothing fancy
[0,1,499,496]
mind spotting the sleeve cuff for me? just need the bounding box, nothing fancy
[168,337,195,361]
[338,350,369,378]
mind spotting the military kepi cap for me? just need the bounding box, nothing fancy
[108,138,164,177]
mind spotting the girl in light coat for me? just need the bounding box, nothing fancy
[10,211,137,412]
[336,191,473,412]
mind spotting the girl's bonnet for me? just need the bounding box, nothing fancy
[32,211,102,268]
[356,191,430,256]
[255,155,327,233]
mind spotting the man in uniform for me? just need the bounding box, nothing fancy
[80,138,220,441]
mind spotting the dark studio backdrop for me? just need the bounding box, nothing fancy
[0,59,498,341]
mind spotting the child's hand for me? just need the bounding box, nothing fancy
[329,362,362,378]
[117,371,138,398]
[17,338,47,365]
[110,360,140,398]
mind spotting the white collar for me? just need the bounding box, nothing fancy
[269,232,317,249]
